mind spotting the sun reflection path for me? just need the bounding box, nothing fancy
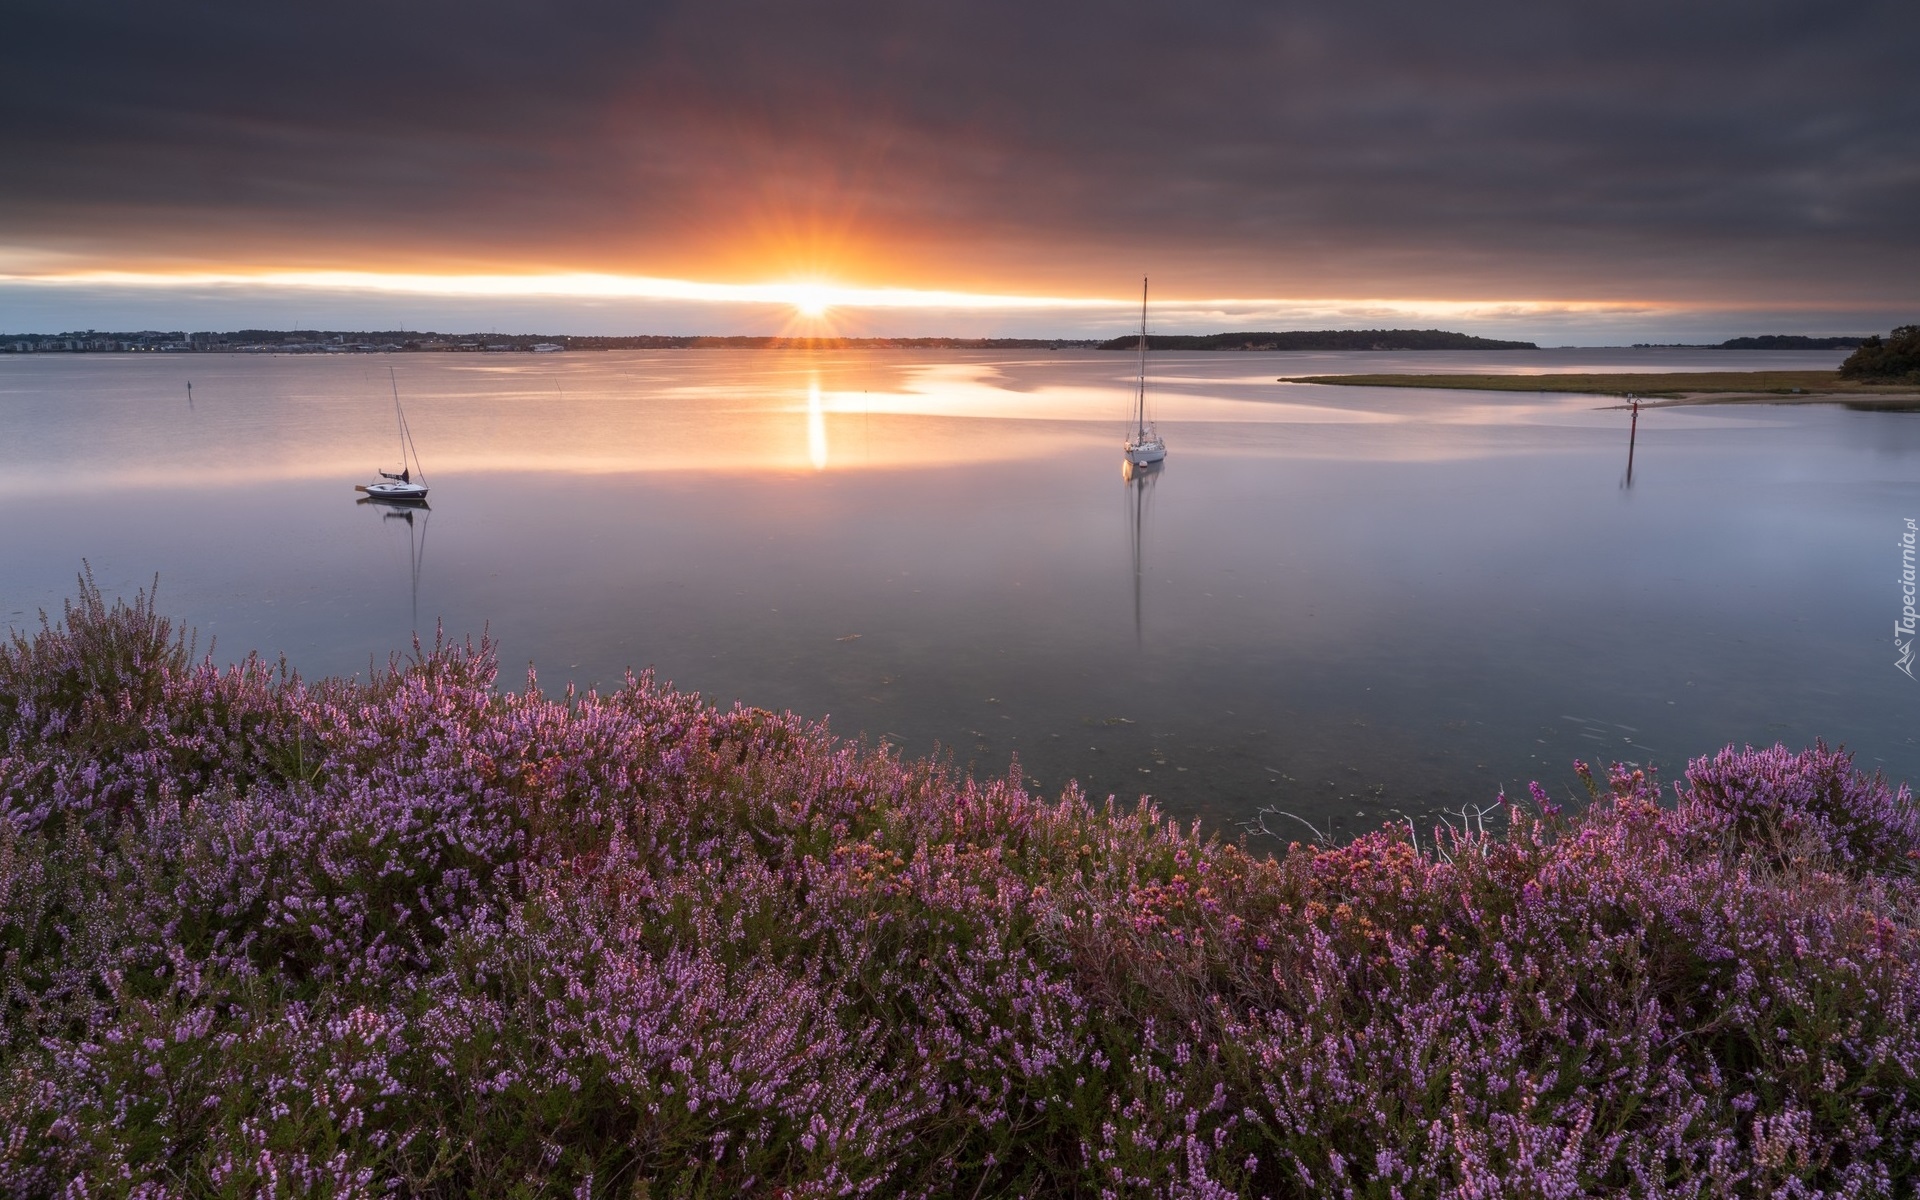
[807,377,829,470]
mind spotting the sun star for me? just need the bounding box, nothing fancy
[785,283,833,319]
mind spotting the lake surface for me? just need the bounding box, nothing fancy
[4,348,1916,832]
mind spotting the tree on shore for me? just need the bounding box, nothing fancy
[1839,323,1920,381]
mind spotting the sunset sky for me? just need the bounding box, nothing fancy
[3,0,1914,343]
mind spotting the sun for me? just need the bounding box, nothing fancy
[784,282,834,319]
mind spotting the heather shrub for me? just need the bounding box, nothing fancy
[1677,741,1920,875]
[0,586,1916,1197]
[0,567,189,746]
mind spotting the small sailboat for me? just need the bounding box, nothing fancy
[357,370,429,502]
[1124,277,1167,466]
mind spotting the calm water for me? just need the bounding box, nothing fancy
[4,348,1916,831]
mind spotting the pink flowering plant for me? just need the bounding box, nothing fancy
[1,575,1916,1197]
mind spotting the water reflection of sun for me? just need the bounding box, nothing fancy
[806,376,829,470]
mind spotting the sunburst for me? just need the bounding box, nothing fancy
[784,283,833,320]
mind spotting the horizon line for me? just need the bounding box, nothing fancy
[0,267,1857,318]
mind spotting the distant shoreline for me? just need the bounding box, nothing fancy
[1285,370,1920,408]
[1095,329,1538,351]
[1,333,1883,357]
[6,330,1539,354]
[1,333,1105,354]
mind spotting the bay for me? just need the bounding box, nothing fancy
[3,346,1915,831]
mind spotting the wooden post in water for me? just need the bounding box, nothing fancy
[1625,396,1639,487]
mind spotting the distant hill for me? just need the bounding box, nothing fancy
[1717,335,1868,350]
[1095,329,1537,351]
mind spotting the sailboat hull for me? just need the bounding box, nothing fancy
[1124,440,1166,465]
[358,481,429,501]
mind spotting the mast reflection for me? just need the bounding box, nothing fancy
[1123,457,1161,645]
[357,495,431,629]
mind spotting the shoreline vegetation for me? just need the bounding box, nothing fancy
[1839,324,1920,385]
[3,579,1917,1195]
[1284,370,1920,407]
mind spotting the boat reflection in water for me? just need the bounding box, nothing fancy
[1123,457,1162,646]
[357,494,431,629]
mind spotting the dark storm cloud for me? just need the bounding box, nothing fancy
[3,0,1915,298]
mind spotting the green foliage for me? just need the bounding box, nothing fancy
[1839,324,1920,382]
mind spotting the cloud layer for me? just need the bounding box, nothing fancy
[3,0,1915,312]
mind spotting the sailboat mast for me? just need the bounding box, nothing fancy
[1134,277,1149,438]
[386,367,428,484]
[390,369,406,471]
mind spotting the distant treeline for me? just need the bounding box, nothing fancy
[1717,335,1868,350]
[1632,335,1871,350]
[1094,329,1537,351]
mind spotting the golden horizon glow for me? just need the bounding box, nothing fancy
[0,268,1113,311]
[0,265,1846,319]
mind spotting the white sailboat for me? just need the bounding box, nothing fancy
[1124,277,1167,466]
[357,370,429,502]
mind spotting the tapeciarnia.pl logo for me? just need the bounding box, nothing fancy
[1900,518,1917,679]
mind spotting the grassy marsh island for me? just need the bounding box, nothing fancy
[1281,370,1920,406]
[2,579,1918,1195]
[1286,325,1920,407]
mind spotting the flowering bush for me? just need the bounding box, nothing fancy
[1,579,1916,1197]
